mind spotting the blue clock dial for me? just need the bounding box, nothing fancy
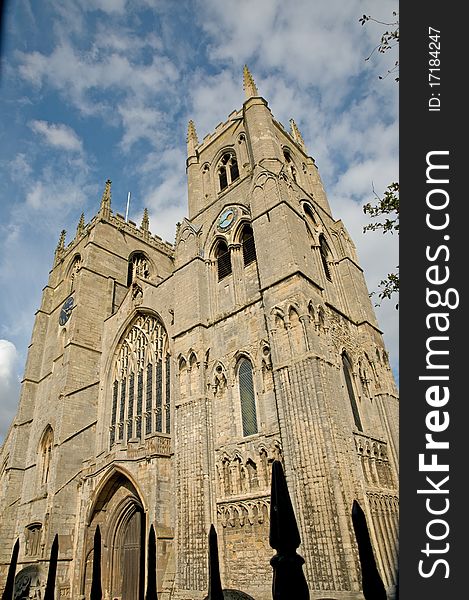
[59,296,74,326]
[218,208,237,231]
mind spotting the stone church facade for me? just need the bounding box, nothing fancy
[0,68,399,600]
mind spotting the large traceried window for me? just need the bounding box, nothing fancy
[110,314,170,447]
[238,358,258,437]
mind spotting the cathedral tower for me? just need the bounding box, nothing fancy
[171,66,398,599]
[0,69,398,600]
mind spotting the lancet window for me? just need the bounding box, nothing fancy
[238,358,258,436]
[110,314,170,447]
[40,426,53,486]
[303,203,317,227]
[240,224,257,266]
[218,152,240,191]
[216,240,232,280]
[283,149,297,183]
[342,353,363,431]
[319,234,332,282]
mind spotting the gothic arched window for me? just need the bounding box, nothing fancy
[342,353,363,431]
[218,152,239,191]
[283,149,297,183]
[303,203,317,227]
[238,358,258,436]
[240,224,257,266]
[127,252,150,287]
[319,234,332,282]
[39,426,53,485]
[110,314,170,447]
[216,240,232,280]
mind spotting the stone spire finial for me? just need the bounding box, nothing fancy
[56,229,66,252]
[99,179,112,218]
[141,207,149,235]
[76,212,85,237]
[243,65,258,99]
[187,120,198,158]
[289,118,306,151]
[54,229,66,264]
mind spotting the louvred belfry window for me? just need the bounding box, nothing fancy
[218,152,239,191]
[241,224,257,266]
[238,358,258,436]
[110,314,170,447]
[216,240,232,280]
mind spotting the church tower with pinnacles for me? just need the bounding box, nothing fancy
[0,68,399,600]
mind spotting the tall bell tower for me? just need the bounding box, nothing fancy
[173,66,398,599]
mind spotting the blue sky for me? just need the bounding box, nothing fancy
[0,0,398,442]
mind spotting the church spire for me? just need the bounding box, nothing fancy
[99,179,112,218]
[289,118,306,152]
[76,212,85,237]
[243,65,258,99]
[187,120,198,158]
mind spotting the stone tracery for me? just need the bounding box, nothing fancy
[110,314,170,446]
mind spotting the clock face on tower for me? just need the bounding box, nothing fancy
[59,296,74,326]
[217,208,237,232]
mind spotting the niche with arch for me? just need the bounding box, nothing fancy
[127,252,151,287]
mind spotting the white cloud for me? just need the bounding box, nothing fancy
[141,147,188,244]
[118,103,166,151]
[81,0,127,14]
[189,70,243,139]
[17,35,180,150]
[30,120,84,153]
[24,177,90,215]
[8,153,33,182]
[0,340,20,444]
[199,0,397,98]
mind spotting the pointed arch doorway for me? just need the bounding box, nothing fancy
[83,471,146,600]
[111,501,145,600]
